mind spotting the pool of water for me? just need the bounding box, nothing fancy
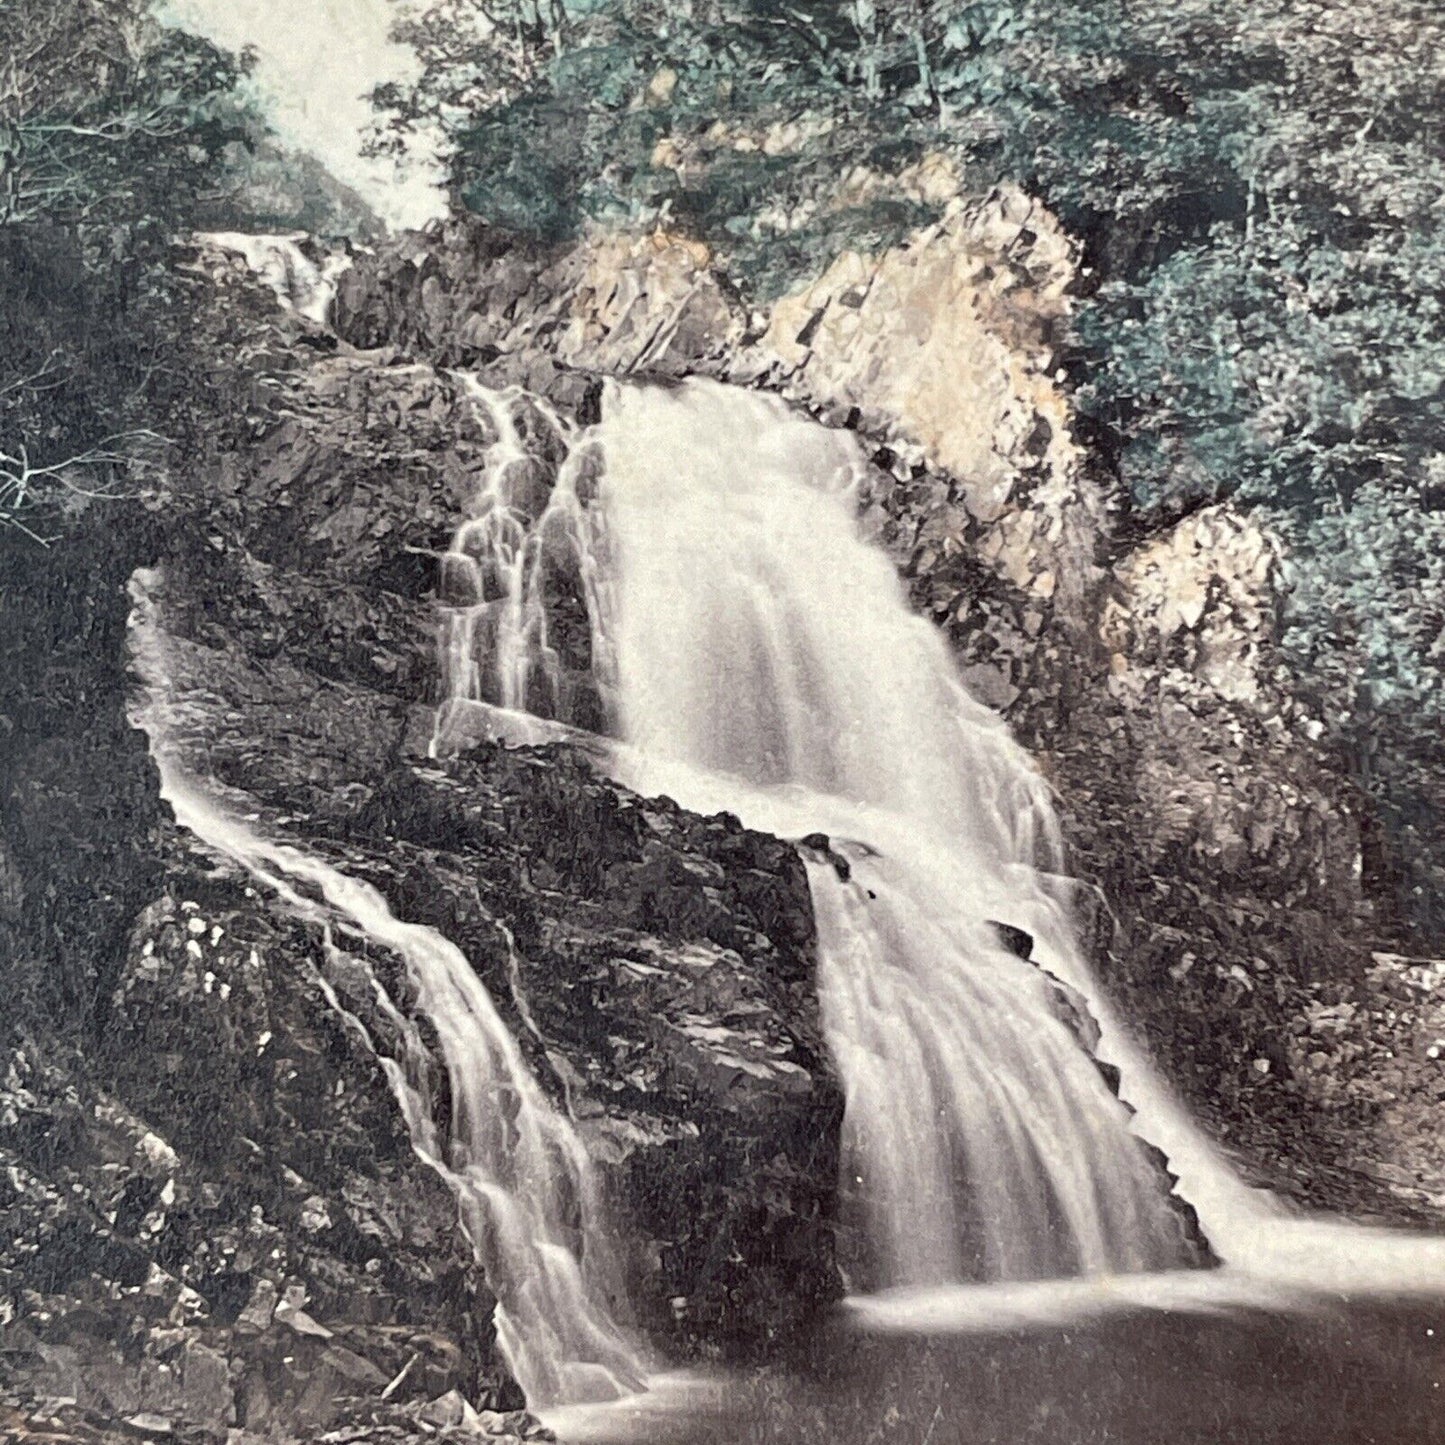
[547,1280,1444,1445]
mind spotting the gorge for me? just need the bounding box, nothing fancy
[4,124,1445,1445]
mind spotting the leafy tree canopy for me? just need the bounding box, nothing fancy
[373,0,1442,509]
[0,0,260,230]
[0,0,263,542]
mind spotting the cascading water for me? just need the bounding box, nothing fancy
[588,380,1198,1285]
[197,232,353,325]
[436,376,1201,1287]
[434,376,611,744]
[573,378,1445,1306]
[131,588,647,1408]
[140,355,1445,1424]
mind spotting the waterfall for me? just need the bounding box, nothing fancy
[434,376,611,744]
[138,364,1445,1422]
[130,588,647,1409]
[579,379,1445,1303]
[196,232,353,325]
[586,379,1198,1284]
[435,376,1204,1285]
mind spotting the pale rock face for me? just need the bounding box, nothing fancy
[1094,505,1362,919]
[538,184,1097,612]
[557,229,746,375]
[1103,504,1285,706]
[756,185,1098,607]
[829,151,962,212]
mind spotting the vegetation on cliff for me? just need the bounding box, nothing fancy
[0,0,253,543]
[0,0,375,547]
[374,0,1445,938]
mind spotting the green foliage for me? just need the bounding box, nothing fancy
[370,0,951,285]
[375,0,1445,508]
[0,0,257,229]
[379,0,1445,932]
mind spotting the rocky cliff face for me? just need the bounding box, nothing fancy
[0,245,857,1440]
[126,294,847,1351]
[0,369,521,1439]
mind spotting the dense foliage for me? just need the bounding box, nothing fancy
[368,1,955,278]
[0,0,262,542]
[0,0,256,228]
[373,0,1443,512]
[376,0,1445,935]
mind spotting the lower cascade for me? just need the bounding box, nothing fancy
[133,608,647,1408]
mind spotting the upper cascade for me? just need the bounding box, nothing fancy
[197,231,353,325]
[592,379,1201,1285]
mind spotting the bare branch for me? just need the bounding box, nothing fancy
[0,349,66,398]
[0,427,170,519]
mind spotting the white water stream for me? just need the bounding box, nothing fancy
[131,588,646,1409]
[591,380,1193,1285]
[196,232,353,325]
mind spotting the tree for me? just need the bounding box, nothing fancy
[369,0,952,270]
[0,0,260,542]
[0,0,255,228]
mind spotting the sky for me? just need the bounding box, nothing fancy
[162,0,447,230]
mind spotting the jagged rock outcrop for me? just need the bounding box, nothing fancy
[126,308,846,1361]
[136,505,843,1363]
[1,870,515,1433]
[987,922,1213,1264]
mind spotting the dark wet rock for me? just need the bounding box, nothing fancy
[137,570,845,1355]
[351,753,841,1355]
[0,849,517,1437]
[113,312,848,1363]
[231,357,492,571]
[797,834,851,882]
[989,922,1034,961]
